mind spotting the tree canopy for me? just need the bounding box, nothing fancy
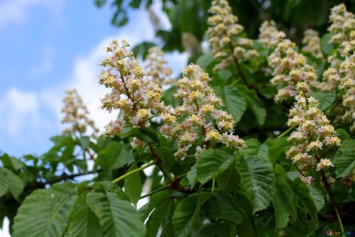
[1,1,355,236]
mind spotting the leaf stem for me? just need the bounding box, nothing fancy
[277,125,296,139]
[335,206,345,233]
[211,177,215,192]
[139,185,170,199]
[112,160,156,183]
[149,145,175,183]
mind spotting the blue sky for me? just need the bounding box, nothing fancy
[0,0,187,158]
[0,0,187,235]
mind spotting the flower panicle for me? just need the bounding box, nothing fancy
[145,46,174,88]
[286,92,340,184]
[61,89,99,138]
[206,0,258,71]
[302,29,324,60]
[159,64,245,158]
[99,40,245,159]
[99,40,165,138]
[325,4,355,132]
[258,20,279,47]
[267,31,322,102]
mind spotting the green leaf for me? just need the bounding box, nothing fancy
[173,193,210,237]
[215,162,240,193]
[320,32,334,55]
[196,149,236,185]
[13,182,77,237]
[1,168,24,200]
[186,163,198,187]
[96,142,130,171]
[239,87,266,126]
[49,135,75,152]
[161,86,180,107]
[130,127,160,145]
[66,193,102,237]
[140,190,170,221]
[0,169,9,198]
[236,157,275,213]
[80,136,91,150]
[241,138,261,158]
[311,91,335,111]
[145,197,170,237]
[86,182,146,237]
[132,41,156,59]
[209,194,244,226]
[267,138,289,164]
[160,200,176,237]
[335,128,351,141]
[291,178,318,225]
[95,0,106,7]
[307,185,325,211]
[334,140,355,177]
[125,162,142,206]
[156,146,175,171]
[218,86,246,123]
[196,54,214,69]
[129,0,142,8]
[1,153,24,171]
[272,164,297,230]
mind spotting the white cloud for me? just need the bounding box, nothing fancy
[0,0,65,31]
[0,87,63,156]
[0,88,40,136]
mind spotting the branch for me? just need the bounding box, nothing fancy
[44,168,102,185]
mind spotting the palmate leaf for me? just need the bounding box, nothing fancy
[96,142,130,171]
[125,162,142,206]
[1,167,24,200]
[236,157,275,213]
[160,200,176,237]
[65,194,102,237]
[219,86,247,123]
[0,169,8,198]
[291,178,318,226]
[172,193,210,237]
[194,149,236,186]
[215,162,240,193]
[311,91,335,111]
[13,182,77,237]
[272,164,297,230]
[209,193,244,226]
[139,190,171,221]
[334,140,355,177]
[86,182,146,237]
[145,197,171,237]
[238,86,266,126]
[240,138,261,158]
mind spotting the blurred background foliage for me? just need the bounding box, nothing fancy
[95,0,355,57]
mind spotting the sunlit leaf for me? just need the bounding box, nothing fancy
[13,182,77,237]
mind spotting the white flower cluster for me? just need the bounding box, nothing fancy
[99,40,166,138]
[145,46,173,88]
[206,0,258,71]
[286,92,340,184]
[268,32,320,102]
[258,20,279,47]
[99,40,245,158]
[160,64,245,158]
[323,4,355,132]
[61,89,99,138]
[302,29,324,60]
